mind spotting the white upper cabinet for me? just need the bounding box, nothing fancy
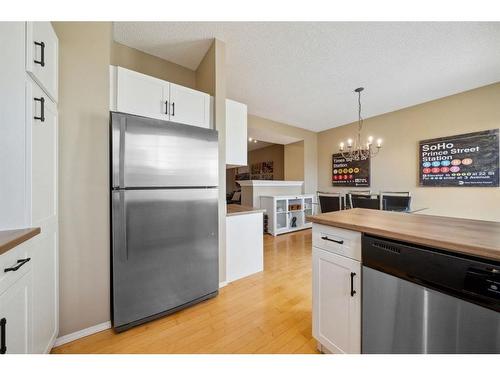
[169,83,211,129]
[225,99,247,166]
[26,22,58,103]
[111,66,211,129]
[114,66,169,121]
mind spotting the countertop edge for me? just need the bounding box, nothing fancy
[0,227,41,256]
[227,204,266,217]
[307,213,500,262]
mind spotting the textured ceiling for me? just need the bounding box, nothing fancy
[113,22,500,132]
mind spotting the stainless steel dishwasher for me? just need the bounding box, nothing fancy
[362,234,500,354]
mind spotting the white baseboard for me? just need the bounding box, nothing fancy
[53,321,111,348]
[219,281,228,288]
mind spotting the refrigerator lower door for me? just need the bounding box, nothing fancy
[111,188,219,330]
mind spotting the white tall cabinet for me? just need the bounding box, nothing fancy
[0,22,59,354]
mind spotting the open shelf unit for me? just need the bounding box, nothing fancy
[260,194,315,236]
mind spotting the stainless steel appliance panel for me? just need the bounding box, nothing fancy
[111,188,219,328]
[111,112,218,188]
[362,266,500,354]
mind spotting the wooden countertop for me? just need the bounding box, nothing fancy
[227,204,266,217]
[0,227,41,256]
[307,208,500,262]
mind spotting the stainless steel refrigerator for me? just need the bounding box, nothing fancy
[110,112,219,332]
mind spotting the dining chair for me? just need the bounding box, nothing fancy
[380,191,411,212]
[351,195,385,210]
[317,191,343,213]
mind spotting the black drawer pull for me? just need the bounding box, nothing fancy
[34,97,45,122]
[34,41,45,67]
[0,318,6,354]
[4,258,31,273]
[171,102,175,116]
[321,236,344,245]
[350,272,356,297]
[165,100,169,115]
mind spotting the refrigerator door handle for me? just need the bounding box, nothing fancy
[112,115,126,189]
[113,191,128,262]
[119,117,126,188]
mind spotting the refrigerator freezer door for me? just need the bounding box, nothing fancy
[111,112,218,188]
[111,188,219,330]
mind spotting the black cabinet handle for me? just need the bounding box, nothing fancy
[171,102,175,116]
[34,41,45,67]
[350,272,356,297]
[1,318,6,354]
[34,97,45,122]
[4,258,31,273]
[321,236,344,245]
[165,100,168,115]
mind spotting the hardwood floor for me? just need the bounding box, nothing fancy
[52,229,318,354]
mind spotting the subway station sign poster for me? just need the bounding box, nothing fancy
[332,153,370,187]
[419,129,499,187]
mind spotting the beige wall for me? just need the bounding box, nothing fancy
[284,141,305,181]
[317,82,500,222]
[111,41,196,88]
[249,144,285,180]
[227,144,285,194]
[248,115,317,194]
[196,40,227,283]
[52,22,112,336]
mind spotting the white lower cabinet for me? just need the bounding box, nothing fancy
[0,260,33,354]
[312,224,361,354]
[31,230,58,353]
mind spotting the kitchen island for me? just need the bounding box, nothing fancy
[307,208,500,354]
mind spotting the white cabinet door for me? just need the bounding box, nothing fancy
[116,67,169,121]
[226,99,247,166]
[26,22,58,103]
[31,230,58,353]
[169,83,210,128]
[27,79,59,353]
[28,80,57,225]
[312,247,361,354]
[0,271,33,354]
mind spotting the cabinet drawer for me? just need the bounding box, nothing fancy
[312,223,361,261]
[0,239,33,295]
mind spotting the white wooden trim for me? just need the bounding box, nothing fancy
[53,321,111,348]
[237,180,304,187]
[219,281,228,288]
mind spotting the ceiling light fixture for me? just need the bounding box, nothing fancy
[248,137,253,142]
[339,87,382,161]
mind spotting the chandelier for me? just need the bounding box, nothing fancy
[339,87,382,160]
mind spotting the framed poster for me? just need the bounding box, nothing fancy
[419,129,499,187]
[332,153,370,187]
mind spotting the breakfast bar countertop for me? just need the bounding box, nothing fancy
[227,204,266,217]
[307,208,500,262]
[0,227,41,256]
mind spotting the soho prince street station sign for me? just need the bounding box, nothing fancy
[419,129,499,187]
